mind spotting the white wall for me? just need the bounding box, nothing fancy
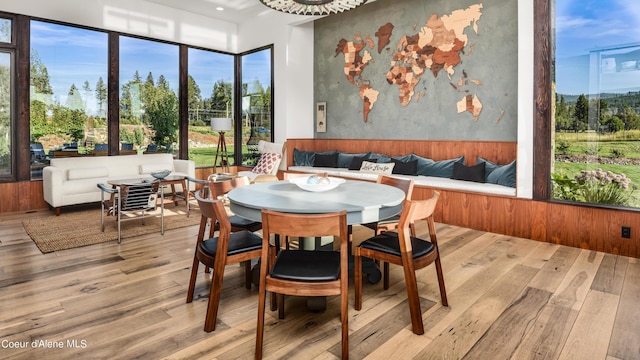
[2,0,534,198]
[237,13,316,145]
[0,0,238,52]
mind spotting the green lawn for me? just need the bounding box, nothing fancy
[188,146,260,168]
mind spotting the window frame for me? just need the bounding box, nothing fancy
[7,11,274,182]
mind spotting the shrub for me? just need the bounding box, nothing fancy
[611,148,626,158]
[585,143,599,156]
[575,169,633,205]
[556,139,571,154]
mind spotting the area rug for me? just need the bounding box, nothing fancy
[23,204,201,253]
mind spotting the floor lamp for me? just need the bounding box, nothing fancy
[211,117,232,173]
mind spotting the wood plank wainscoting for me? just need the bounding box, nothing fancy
[285,139,640,258]
[2,139,639,258]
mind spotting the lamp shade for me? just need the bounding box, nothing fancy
[210,117,232,131]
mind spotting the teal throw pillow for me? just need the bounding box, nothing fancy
[412,155,465,178]
[293,148,315,166]
[477,157,516,188]
[337,152,368,168]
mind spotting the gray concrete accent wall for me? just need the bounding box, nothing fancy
[314,0,518,141]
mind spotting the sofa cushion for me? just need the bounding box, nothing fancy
[67,167,108,180]
[139,163,174,174]
[451,162,485,183]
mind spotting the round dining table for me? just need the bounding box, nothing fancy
[227,179,405,225]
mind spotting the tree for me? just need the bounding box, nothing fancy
[617,105,640,130]
[572,94,589,132]
[209,80,232,117]
[95,77,107,119]
[30,50,53,95]
[146,79,178,147]
[66,83,84,111]
[187,75,202,123]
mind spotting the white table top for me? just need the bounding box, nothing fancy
[227,179,405,225]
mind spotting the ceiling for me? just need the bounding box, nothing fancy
[144,0,290,25]
[144,0,377,26]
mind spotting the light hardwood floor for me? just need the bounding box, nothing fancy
[1,209,638,360]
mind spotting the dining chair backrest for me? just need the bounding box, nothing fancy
[256,208,349,359]
[377,175,414,200]
[208,176,251,198]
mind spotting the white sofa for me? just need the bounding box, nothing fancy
[43,153,195,214]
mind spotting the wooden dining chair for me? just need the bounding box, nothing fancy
[209,176,262,232]
[256,209,349,360]
[354,191,448,335]
[186,190,264,332]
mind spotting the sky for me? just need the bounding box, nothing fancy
[555,0,640,95]
[30,21,270,115]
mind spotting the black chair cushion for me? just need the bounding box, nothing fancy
[229,214,261,229]
[271,250,341,282]
[200,230,263,257]
[359,232,434,258]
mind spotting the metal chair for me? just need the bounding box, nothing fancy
[186,190,265,332]
[256,208,349,359]
[354,192,448,335]
[97,181,164,243]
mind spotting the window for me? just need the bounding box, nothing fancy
[551,1,640,208]
[187,48,234,168]
[240,47,273,166]
[119,36,179,156]
[29,21,108,178]
[0,51,11,177]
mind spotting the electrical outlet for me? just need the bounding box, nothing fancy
[622,226,631,239]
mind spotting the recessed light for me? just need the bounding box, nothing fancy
[216,7,224,11]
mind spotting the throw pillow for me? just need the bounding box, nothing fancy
[338,152,368,168]
[349,156,376,170]
[367,152,392,164]
[477,157,516,188]
[413,155,465,178]
[252,152,282,174]
[359,161,395,175]
[487,160,516,188]
[451,162,486,183]
[313,152,339,167]
[293,148,315,166]
[391,158,418,176]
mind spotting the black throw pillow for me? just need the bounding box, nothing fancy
[391,158,418,176]
[348,156,376,170]
[313,152,339,168]
[451,162,486,183]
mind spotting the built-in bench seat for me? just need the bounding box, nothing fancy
[287,165,517,196]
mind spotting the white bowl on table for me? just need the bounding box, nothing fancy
[289,176,346,192]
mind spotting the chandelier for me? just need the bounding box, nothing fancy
[259,0,368,16]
